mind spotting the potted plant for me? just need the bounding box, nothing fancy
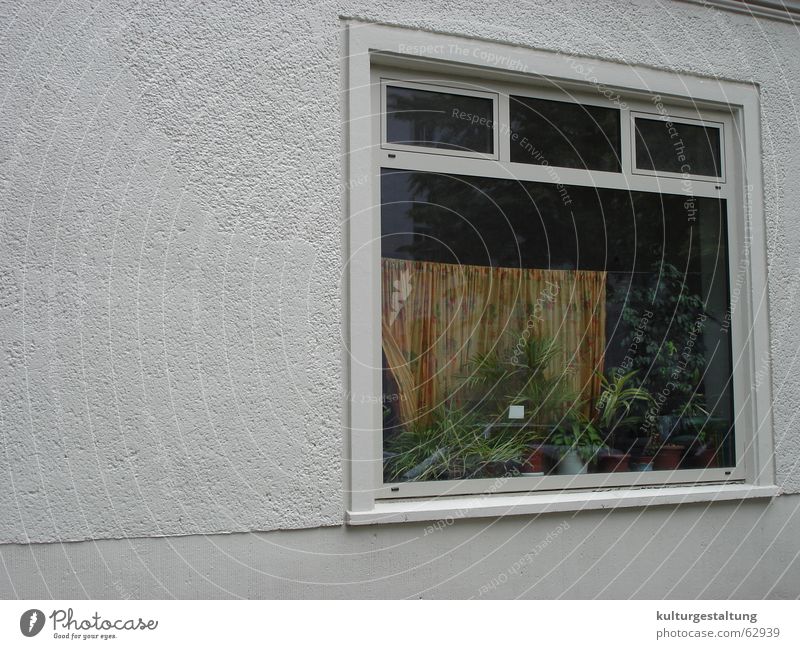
[384,404,479,482]
[594,369,653,472]
[686,414,724,469]
[638,423,690,471]
[652,438,685,470]
[690,431,718,468]
[466,426,529,478]
[520,433,549,475]
[384,424,450,482]
[629,421,657,471]
[385,400,540,482]
[630,449,655,472]
[550,417,605,475]
[653,392,713,470]
[462,332,580,476]
[677,395,723,468]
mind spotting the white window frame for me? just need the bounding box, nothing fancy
[344,21,777,524]
[630,111,726,183]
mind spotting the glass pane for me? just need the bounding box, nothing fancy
[510,96,621,172]
[385,85,494,154]
[634,117,722,177]
[381,169,734,482]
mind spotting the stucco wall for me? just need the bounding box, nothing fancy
[2,496,800,598]
[1,0,799,547]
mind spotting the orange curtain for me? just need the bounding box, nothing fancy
[381,258,607,429]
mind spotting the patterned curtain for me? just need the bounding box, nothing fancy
[381,258,607,429]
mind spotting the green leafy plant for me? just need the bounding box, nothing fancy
[595,368,654,433]
[386,330,599,481]
[466,427,530,473]
[384,404,476,481]
[384,425,447,482]
[678,396,725,448]
[550,416,606,463]
[643,389,714,454]
[384,403,530,481]
[463,333,580,428]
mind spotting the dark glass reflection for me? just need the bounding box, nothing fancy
[385,85,494,154]
[635,117,722,177]
[510,96,621,172]
[382,169,735,482]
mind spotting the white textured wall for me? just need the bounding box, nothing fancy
[1,0,799,548]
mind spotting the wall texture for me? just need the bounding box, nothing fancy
[1,0,799,581]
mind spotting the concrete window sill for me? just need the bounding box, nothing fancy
[346,484,779,526]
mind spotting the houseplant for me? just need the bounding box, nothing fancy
[651,438,686,470]
[688,427,719,468]
[642,417,685,471]
[594,368,654,472]
[383,403,532,481]
[684,408,725,469]
[383,403,479,481]
[463,331,581,475]
[520,431,549,474]
[550,416,605,475]
[651,392,713,470]
[466,427,530,478]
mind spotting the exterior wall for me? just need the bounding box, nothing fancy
[1,0,799,597]
[2,495,800,599]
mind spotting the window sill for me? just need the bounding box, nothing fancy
[346,484,779,526]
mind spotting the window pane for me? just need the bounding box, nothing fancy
[381,169,734,482]
[634,117,722,177]
[510,96,621,171]
[385,85,494,154]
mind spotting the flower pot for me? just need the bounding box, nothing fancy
[691,447,718,468]
[521,446,547,474]
[630,455,654,471]
[597,453,630,473]
[554,449,587,475]
[653,444,684,470]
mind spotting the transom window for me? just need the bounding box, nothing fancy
[631,112,724,181]
[382,80,498,157]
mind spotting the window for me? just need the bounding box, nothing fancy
[382,80,498,157]
[346,24,775,522]
[632,112,724,180]
[510,94,621,171]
